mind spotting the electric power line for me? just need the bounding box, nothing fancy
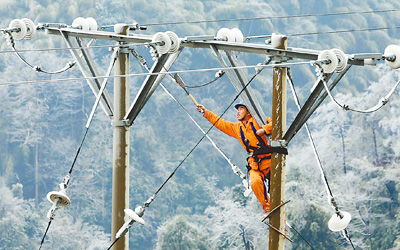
[246,25,400,40]
[3,31,76,74]
[38,220,52,250]
[184,70,225,88]
[0,60,318,87]
[138,9,399,26]
[319,69,400,113]
[0,43,122,54]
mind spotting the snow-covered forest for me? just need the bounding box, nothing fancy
[0,0,399,249]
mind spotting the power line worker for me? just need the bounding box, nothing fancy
[197,103,273,213]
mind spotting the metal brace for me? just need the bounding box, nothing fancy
[112,120,130,127]
[268,138,288,148]
[118,45,129,54]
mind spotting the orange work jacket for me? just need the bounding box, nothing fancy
[203,110,272,171]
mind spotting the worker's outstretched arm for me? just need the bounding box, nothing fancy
[197,104,238,138]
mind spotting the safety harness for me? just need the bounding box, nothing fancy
[239,122,288,168]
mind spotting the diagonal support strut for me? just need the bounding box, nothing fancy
[211,45,266,125]
[61,32,114,117]
[124,52,181,125]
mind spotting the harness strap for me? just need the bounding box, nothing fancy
[240,126,258,152]
[250,122,268,148]
[251,146,288,156]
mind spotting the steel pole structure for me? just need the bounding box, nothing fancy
[269,35,288,250]
[111,25,130,250]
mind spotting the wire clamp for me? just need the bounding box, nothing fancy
[144,195,155,207]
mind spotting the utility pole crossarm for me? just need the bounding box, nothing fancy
[46,27,380,66]
[47,27,153,43]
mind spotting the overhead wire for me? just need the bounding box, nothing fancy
[0,44,123,54]
[287,69,355,249]
[246,25,400,40]
[138,9,399,26]
[38,220,52,250]
[0,42,152,54]
[0,60,315,87]
[3,31,76,74]
[184,70,225,88]
[318,67,400,113]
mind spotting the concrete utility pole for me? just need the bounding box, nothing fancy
[111,24,130,250]
[269,34,288,250]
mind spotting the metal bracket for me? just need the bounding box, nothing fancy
[112,120,130,127]
[270,55,291,63]
[268,139,288,148]
[183,35,215,42]
[119,45,129,54]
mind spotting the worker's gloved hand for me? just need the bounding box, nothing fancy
[196,104,206,114]
[256,128,266,136]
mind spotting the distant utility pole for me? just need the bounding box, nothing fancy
[269,34,288,250]
[111,24,130,250]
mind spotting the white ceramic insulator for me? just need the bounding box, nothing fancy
[231,28,244,43]
[46,190,71,207]
[113,23,129,34]
[152,32,172,55]
[271,33,286,48]
[72,17,90,31]
[331,48,348,72]
[125,209,145,225]
[328,211,351,232]
[21,18,36,40]
[9,19,27,40]
[318,50,339,74]
[165,31,180,53]
[86,17,98,31]
[384,45,400,69]
[216,28,235,42]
